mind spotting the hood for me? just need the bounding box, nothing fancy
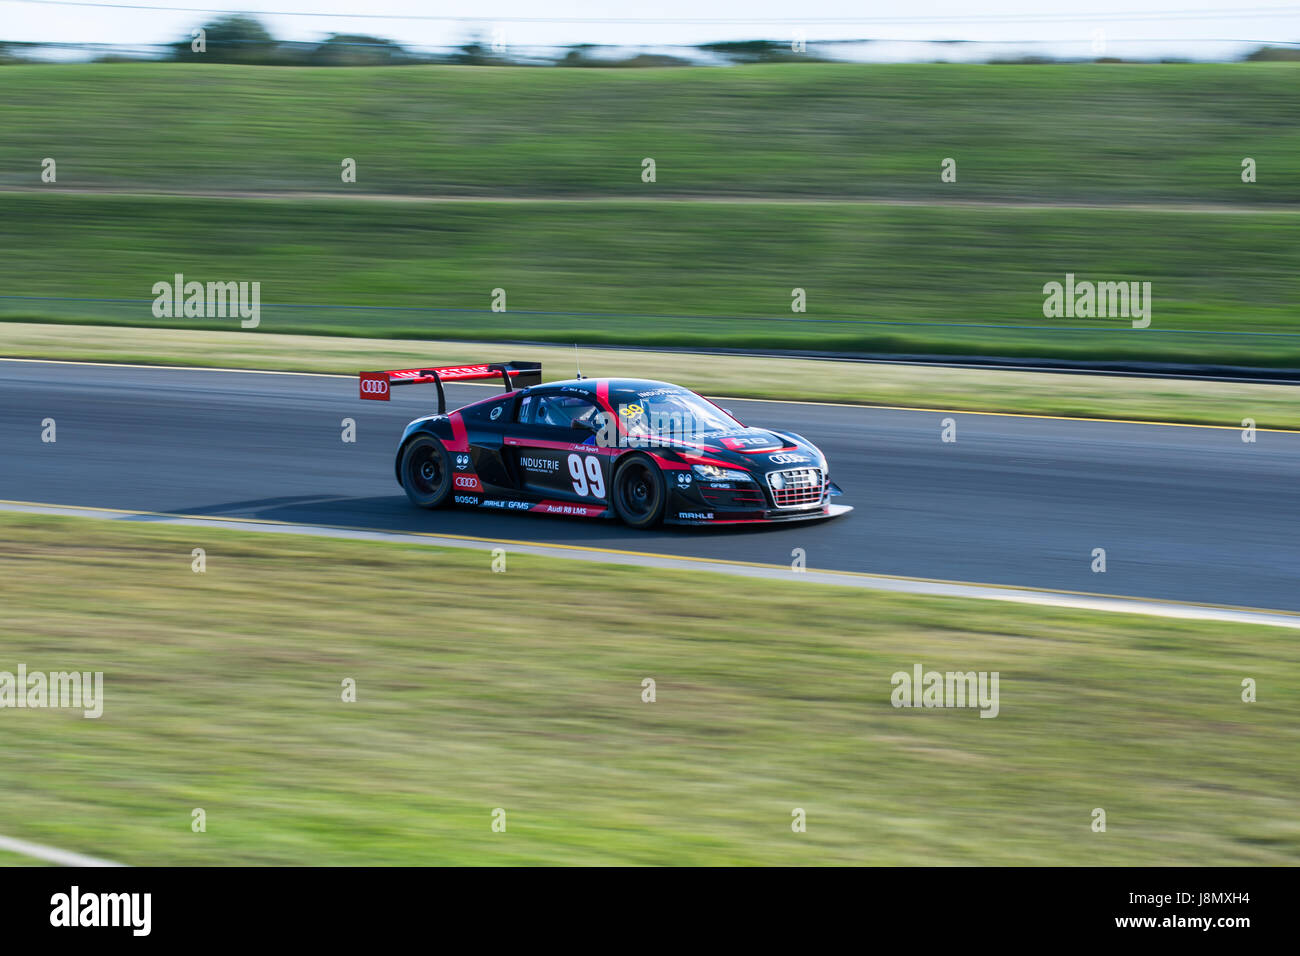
[663,426,825,473]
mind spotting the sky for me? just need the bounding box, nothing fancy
[2,0,1297,61]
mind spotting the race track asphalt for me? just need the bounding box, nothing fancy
[2,360,1297,611]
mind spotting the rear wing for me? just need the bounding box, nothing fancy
[359,361,541,413]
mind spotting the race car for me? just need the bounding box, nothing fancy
[359,361,851,528]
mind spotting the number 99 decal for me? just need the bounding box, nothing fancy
[567,453,606,499]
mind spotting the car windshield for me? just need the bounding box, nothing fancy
[610,386,738,441]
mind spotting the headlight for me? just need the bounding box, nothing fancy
[692,464,751,482]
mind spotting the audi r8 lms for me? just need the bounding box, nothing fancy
[359,361,851,528]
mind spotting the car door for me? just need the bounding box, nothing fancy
[506,389,611,504]
[455,392,518,493]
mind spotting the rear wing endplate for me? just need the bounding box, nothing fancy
[359,361,542,413]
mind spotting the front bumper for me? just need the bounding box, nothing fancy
[667,465,848,525]
[664,503,853,526]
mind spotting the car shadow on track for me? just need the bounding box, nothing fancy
[164,494,821,543]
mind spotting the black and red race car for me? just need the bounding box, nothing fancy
[359,361,851,528]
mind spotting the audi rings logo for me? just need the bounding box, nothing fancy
[359,374,390,399]
[454,475,479,488]
[769,453,809,465]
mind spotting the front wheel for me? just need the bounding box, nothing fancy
[399,435,453,509]
[611,454,666,529]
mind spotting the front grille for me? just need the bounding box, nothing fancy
[701,482,766,508]
[766,468,826,509]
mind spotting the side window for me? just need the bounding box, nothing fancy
[534,395,558,427]
[462,395,514,425]
[517,394,532,424]
[535,396,599,430]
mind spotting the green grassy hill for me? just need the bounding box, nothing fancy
[2,62,1297,202]
[2,62,1297,367]
[3,193,1297,366]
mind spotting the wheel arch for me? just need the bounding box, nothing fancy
[610,450,669,529]
[394,420,456,485]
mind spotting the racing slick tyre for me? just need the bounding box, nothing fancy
[399,435,453,509]
[611,453,667,529]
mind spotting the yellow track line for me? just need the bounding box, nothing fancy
[3,356,1298,433]
[5,498,1297,620]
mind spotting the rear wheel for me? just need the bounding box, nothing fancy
[611,454,666,529]
[400,435,453,509]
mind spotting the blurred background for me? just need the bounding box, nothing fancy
[0,1,1298,370]
[2,2,1298,868]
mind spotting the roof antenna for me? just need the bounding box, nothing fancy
[574,343,583,380]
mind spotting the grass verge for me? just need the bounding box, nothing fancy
[2,322,1298,429]
[0,848,55,866]
[0,511,1296,865]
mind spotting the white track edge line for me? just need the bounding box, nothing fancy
[0,833,126,868]
[4,501,1296,630]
